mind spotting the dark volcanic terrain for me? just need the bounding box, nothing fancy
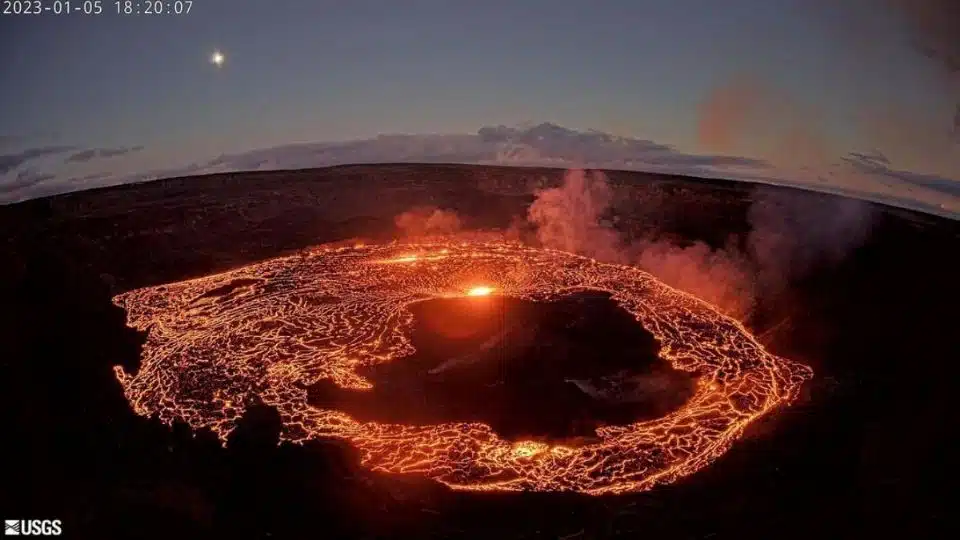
[3,164,957,539]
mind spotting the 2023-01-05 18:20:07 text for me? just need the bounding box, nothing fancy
[1,1,193,15]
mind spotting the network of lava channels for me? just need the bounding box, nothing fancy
[113,240,813,495]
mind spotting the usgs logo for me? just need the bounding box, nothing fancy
[4,520,62,536]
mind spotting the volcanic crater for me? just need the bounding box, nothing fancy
[306,291,698,443]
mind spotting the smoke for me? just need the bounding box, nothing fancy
[696,75,765,154]
[525,169,875,320]
[696,1,960,183]
[388,168,875,322]
[889,0,960,137]
[638,187,875,318]
[696,75,833,170]
[744,188,876,295]
[827,0,960,146]
[394,206,462,237]
[632,237,757,319]
[527,169,624,262]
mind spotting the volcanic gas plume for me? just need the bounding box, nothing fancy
[528,169,875,319]
[113,240,812,495]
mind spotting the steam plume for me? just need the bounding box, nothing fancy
[632,237,756,319]
[745,188,875,296]
[394,206,462,237]
[527,169,624,262]
[526,169,875,320]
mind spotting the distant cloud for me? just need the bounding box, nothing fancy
[200,134,491,172]
[192,123,771,179]
[0,122,955,218]
[0,145,75,175]
[847,150,890,167]
[480,122,674,154]
[65,145,144,163]
[0,124,775,204]
[0,169,57,194]
[637,153,768,169]
[77,171,114,181]
[844,151,960,196]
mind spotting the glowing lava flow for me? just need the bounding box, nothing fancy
[466,286,495,297]
[113,241,812,495]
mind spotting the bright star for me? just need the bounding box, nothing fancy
[210,51,225,67]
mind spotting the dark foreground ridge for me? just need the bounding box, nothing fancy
[3,164,957,539]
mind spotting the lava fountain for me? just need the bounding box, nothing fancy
[112,240,812,495]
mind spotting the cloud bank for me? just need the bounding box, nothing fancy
[0,122,956,219]
[0,146,75,175]
[65,146,144,163]
[0,170,58,194]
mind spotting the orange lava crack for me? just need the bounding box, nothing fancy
[112,241,812,495]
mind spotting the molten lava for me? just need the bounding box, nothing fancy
[466,286,495,297]
[112,241,812,495]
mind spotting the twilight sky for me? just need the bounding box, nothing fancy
[1,0,958,216]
